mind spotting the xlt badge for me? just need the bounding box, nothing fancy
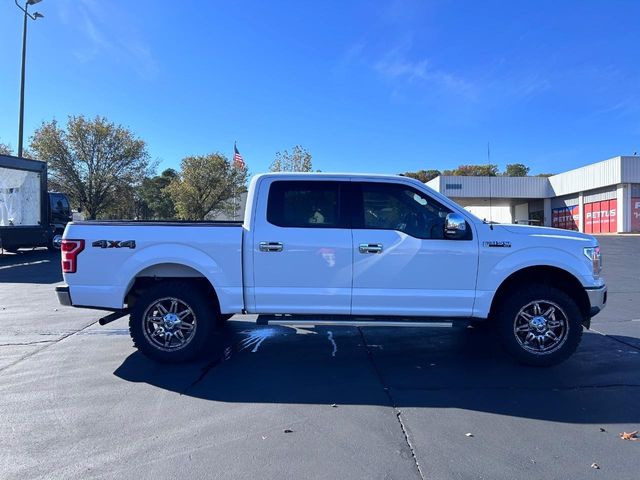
[483,241,511,248]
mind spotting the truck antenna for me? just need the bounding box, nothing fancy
[488,142,493,230]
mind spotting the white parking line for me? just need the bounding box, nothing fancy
[0,260,49,270]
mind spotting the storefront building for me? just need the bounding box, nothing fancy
[426,155,640,233]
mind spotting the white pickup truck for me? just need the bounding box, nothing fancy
[55,173,607,366]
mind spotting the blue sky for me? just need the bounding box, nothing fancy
[1,0,639,176]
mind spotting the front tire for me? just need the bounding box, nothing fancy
[496,285,583,367]
[129,281,219,363]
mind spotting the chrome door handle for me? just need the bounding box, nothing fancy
[359,243,383,254]
[259,241,283,252]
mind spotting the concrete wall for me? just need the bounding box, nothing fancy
[454,198,514,223]
[514,203,529,223]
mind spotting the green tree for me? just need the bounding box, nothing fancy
[102,182,149,220]
[0,139,36,159]
[504,163,530,177]
[139,168,178,219]
[168,153,248,220]
[404,169,441,183]
[0,140,12,155]
[270,145,313,172]
[30,116,151,219]
[443,164,499,176]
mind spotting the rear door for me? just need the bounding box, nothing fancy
[350,180,478,317]
[250,178,353,314]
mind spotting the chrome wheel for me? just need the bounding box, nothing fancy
[142,297,197,352]
[513,300,568,355]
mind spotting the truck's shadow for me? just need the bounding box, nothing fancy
[114,321,640,423]
[0,249,62,284]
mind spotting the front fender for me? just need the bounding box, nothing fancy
[473,247,592,318]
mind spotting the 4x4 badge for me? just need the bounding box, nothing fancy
[92,240,136,249]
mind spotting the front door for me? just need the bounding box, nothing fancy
[251,178,353,314]
[350,181,478,317]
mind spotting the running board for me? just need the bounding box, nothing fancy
[256,314,457,328]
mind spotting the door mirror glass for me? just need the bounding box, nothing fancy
[444,213,467,239]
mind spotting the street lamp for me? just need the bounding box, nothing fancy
[14,0,45,158]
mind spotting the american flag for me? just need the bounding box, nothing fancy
[233,143,245,169]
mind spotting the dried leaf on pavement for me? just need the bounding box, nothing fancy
[619,431,638,441]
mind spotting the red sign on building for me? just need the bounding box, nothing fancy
[584,199,617,233]
[552,205,579,230]
[632,197,640,233]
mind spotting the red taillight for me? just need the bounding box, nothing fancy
[61,239,85,273]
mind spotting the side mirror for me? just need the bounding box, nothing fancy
[444,213,467,240]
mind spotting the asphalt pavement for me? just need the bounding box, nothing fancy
[0,235,638,479]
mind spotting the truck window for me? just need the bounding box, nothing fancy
[356,182,452,239]
[267,181,343,228]
[61,196,70,212]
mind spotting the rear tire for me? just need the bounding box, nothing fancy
[129,281,220,363]
[496,284,583,367]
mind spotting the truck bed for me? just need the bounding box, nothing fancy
[63,221,244,312]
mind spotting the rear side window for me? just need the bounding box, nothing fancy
[267,181,344,228]
[50,194,64,212]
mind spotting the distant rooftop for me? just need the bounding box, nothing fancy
[426,156,640,199]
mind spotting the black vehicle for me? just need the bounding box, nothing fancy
[48,191,73,249]
[0,154,72,252]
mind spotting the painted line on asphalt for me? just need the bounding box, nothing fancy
[589,327,640,352]
[0,319,100,375]
[0,260,49,270]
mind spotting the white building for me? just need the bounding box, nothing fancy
[426,155,640,233]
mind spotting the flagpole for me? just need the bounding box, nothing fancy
[232,141,246,221]
[233,141,238,221]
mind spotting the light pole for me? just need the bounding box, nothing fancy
[15,0,44,158]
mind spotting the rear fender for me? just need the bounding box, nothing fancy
[117,243,242,313]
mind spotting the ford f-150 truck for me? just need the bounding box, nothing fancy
[55,173,607,366]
